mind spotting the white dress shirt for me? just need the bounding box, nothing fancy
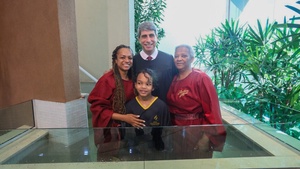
[140,48,158,60]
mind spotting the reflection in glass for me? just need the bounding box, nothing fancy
[1,125,279,164]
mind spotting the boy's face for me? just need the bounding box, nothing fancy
[139,30,157,55]
[135,72,154,97]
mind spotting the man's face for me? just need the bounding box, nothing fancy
[139,30,157,55]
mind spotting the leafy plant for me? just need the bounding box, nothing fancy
[242,1,300,131]
[194,1,300,139]
[194,20,249,110]
[134,0,166,53]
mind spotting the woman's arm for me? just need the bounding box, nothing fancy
[112,113,145,128]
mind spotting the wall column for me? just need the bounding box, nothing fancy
[0,0,88,130]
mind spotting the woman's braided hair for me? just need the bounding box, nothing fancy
[111,44,133,114]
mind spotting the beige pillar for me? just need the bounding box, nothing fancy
[0,0,81,107]
[0,0,88,130]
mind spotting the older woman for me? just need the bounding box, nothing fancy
[167,44,226,158]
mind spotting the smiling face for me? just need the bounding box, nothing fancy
[114,48,133,73]
[135,72,154,98]
[174,46,194,72]
[139,30,157,55]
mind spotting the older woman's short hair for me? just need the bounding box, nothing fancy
[175,44,195,58]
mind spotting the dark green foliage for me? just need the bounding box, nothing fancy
[194,19,249,111]
[194,2,300,139]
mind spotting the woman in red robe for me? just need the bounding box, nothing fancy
[88,44,145,160]
[167,44,226,159]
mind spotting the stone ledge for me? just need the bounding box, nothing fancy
[1,156,300,169]
[0,129,48,164]
[0,125,32,146]
[220,102,300,155]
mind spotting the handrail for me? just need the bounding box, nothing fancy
[79,66,98,83]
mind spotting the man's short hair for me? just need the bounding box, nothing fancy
[138,21,157,38]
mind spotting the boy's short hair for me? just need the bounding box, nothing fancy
[134,68,158,89]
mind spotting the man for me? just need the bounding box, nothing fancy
[132,21,177,151]
[133,21,177,103]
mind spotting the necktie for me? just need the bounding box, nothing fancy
[147,55,153,61]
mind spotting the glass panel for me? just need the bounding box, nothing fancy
[1,124,299,165]
[0,101,34,134]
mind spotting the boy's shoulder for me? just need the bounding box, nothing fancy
[153,97,167,106]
